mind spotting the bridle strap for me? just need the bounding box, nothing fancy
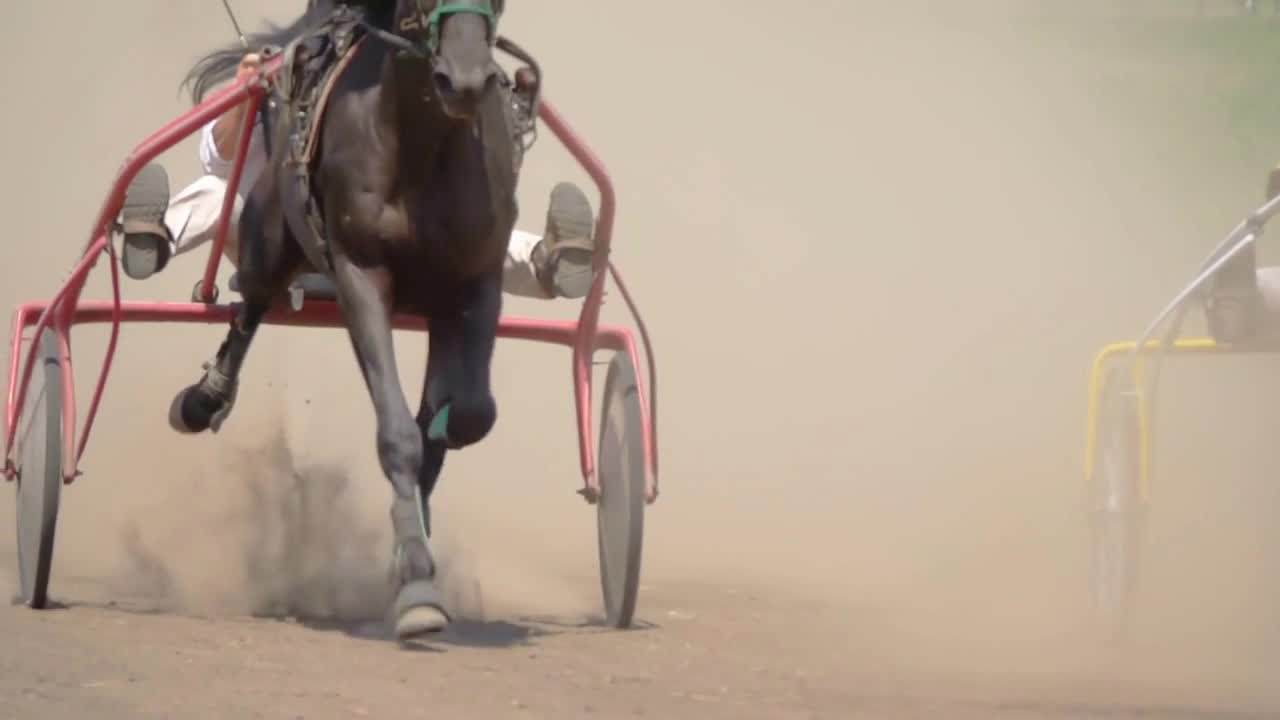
[360,19,428,58]
[422,0,499,55]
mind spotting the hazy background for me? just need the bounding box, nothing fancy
[2,0,1280,714]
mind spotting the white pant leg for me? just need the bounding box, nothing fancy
[502,228,550,299]
[163,174,242,257]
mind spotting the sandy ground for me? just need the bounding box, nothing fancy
[2,1,1280,718]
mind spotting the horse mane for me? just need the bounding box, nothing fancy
[180,0,397,104]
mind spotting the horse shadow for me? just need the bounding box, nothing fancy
[284,609,661,650]
[27,591,566,652]
[15,580,660,654]
[285,614,550,651]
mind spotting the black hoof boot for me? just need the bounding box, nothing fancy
[168,366,238,434]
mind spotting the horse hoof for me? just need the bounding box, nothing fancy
[395,604,450,640]
[392,579,451,640]
[168,385,227,434]
[169,386,206,434]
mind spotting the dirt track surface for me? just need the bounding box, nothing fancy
[5,1,1280,718]
[2,581,1277,720]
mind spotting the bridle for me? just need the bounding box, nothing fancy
[359,0,503,61]
[414,0,502,56]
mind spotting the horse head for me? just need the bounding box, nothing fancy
[395,0,506,120]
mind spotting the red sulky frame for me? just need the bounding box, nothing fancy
[2,55,659,505]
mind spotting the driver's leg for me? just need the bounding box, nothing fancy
[1206,240,1260,342]
[1205,166,1278,343]
[501,181,598,300]
[124,168,600,300]
[121,164,238,279]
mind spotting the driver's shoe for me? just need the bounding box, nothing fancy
[1205,286,1264,345]
[120,162,174,280]
[532,182,598,299]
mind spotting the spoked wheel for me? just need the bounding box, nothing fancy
[596,352,646,629]
[1088,365,1146,637]
[14,327,64,609]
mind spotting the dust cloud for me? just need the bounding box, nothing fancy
[1,0,1279,713]
[102,408,487,624]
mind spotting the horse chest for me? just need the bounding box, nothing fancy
[335,189,504,273]
[413,184,504,253]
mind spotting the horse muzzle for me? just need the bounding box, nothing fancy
[431,61,499,118]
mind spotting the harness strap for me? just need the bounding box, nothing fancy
[358,20,426,58]
[271,6,372,274]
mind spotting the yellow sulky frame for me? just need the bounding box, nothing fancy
[1082,180,1280,632]
[1083,187,1280,504]
[1084,336,1241,504]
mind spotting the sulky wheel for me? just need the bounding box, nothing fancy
[596,351,646,629]
[1088,364,1146,637]
[14,327,64,609]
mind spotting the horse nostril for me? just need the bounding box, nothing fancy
[432,71,455,96]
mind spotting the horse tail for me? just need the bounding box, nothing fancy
[181,0,341,104]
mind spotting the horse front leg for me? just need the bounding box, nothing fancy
[417,273,502,458]
[169,187,299,434]
[328,252,450,640]
[168,300,267,434]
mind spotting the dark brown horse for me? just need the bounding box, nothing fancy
[174,0,518,639]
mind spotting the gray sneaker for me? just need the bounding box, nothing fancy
[120,163,174,280]
[532,182,597,299]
